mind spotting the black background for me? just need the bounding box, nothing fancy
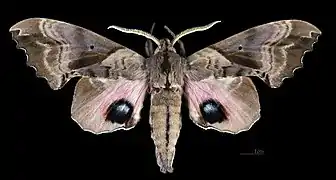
[6,5,329,178]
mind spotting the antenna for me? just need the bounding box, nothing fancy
[171,21,221,45]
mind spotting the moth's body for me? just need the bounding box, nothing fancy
[147,39,185,172]
[10,18,321,173]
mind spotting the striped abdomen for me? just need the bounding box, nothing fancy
[149,89,182,173]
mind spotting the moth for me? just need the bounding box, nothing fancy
[10,18,321,173]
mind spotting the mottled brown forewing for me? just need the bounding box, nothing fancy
[187,20,321,88]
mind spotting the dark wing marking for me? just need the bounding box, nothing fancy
[184,76,260,134]
[71,77,147,134]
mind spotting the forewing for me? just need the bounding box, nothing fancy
[187,20,321,88]
[9,18,146,90]
[184,76,260,133]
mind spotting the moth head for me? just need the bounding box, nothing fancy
[153,38,176,54]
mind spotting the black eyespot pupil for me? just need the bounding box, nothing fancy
[200,99,226,124]
[238,45,243,50]
[89,45,94,49]
[106,99,134,124]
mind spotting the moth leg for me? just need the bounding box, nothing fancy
[145,22,156,57]
[164,25,186,57]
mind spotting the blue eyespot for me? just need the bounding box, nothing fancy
[106,99,134,124]
[199,99,227,124]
